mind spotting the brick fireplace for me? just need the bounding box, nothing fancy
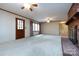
[66,3,79,46]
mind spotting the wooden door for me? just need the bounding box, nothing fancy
[16,18,25,39]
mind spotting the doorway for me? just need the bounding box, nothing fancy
[16,18,25,39]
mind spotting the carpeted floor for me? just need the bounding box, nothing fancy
[0,35,62,56]
[61,37,79,56]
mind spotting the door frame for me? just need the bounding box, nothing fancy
[16,18,25,39]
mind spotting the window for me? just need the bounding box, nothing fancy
[35,23,38,31]
[33,23,40,31]
[17,19,23,30]
[37,24,39,31]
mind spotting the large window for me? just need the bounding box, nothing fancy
[33,23,40,31]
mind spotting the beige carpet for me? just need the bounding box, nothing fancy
[0,34,62,56]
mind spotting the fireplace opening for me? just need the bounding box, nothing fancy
[69,26,78,44]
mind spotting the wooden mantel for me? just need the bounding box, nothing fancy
[66,3,79,25]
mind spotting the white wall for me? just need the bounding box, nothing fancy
[41,22,59,36]
[33,31,39,35]
[0,10,30,43]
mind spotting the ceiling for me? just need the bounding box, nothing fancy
[0,3,72,22]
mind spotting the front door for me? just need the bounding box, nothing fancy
[16,18,25,39]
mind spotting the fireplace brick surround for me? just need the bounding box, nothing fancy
[66,3,79,46]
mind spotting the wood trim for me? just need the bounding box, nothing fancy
[68,3,74,16]
[0,8,31,19]
[30,20,33,36]
[39,23,41,34]
[0,8,41,23]
[66,12,79,25]
[66,3,79,25]
[68,3,76,19]
[0,8,40,23]
[68,3,79,19]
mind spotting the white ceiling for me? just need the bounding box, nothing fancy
[0,3,72,22]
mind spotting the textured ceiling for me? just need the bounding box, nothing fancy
[0,3,72,22]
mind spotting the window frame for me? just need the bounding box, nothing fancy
[32,22,40,32]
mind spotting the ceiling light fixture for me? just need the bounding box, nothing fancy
[46,20,50,23]
[45,17,53,23]
[24,3,31,10]
[21,3,38,11]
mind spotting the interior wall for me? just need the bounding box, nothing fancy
[0,10,30,43]
[41,22,59,36]
[59,23,68,38]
